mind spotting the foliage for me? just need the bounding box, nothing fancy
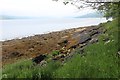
[53,0,120,19]
[51,50,60,56]
[2,59,61,79]
[53,19,119,78]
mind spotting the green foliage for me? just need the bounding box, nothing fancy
[2,59,33,78]
[103,3,119,19]
[51,50,60,56]
[2,59,61,79]
[60,0,120,19]
[53,19,119,78]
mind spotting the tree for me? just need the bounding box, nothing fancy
[53,0,120,19]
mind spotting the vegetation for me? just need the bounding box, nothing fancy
[54,0,120,19]
[51,50,60,57]
[53,19,119,78]
[2,19,119,78]
[2,59,61,79]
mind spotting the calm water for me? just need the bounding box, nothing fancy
[1,18,109,41]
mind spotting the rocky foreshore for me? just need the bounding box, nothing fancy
[2,23,106,65]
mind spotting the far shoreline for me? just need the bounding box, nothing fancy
[1,17,112,41]
[2,24,98,42]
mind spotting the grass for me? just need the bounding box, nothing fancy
[2,19,119,78]
[2,59,61,79]
[53,19,119,78]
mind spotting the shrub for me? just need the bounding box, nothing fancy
[51,50,60,56]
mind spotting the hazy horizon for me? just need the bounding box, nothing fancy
[0,0,96,18]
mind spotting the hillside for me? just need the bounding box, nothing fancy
[75,12,104,18]
[1,19,119,78]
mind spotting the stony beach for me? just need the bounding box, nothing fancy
[2,23,106,65]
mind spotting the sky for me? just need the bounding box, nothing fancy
[0,0,95,18]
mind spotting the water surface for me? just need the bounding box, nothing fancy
[1,18,109,41]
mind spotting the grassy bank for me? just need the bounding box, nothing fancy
[2,19,119,78]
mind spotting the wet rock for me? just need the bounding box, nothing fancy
[32,54,46,64]
[78,33,91,44]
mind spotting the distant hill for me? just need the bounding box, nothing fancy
[0,15,31,20]
[75,12,104,18]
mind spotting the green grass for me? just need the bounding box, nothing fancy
[2,19,119,78]
[53,19,119,78]
[2,59,61,79]
[51,50,60,57]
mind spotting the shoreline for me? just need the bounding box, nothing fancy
[2,25,97,42]
[2,22,107,65]
[2,17,112,41]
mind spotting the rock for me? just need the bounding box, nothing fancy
[39,60,47,66]
[70,45,77,49]
[80,43,86,48]
[32,54,46,64]
[73,48,84,54]
[89,38,98,44]
[118,51,120,55]
[52,54,65,61]
[78,33,91,44]
[11,52,20,56]
[67,31,91,49]
[28,48,34,52]
[58,39,68,46]
[89,30,99,36]
[9,52,23,57]
[103,37,109,42]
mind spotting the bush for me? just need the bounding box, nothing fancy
[51,50,60,56]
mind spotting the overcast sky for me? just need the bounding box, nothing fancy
[0,0,95,18]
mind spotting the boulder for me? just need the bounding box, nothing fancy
[32,54,46,64]
[39,60,47,66]
[78,33,91,44]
